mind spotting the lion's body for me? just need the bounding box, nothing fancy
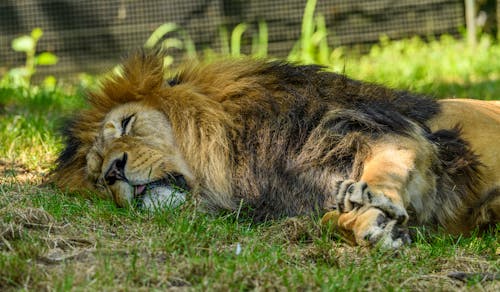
[52,52,499,248]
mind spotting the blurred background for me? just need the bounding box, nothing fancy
[1,0,498,77]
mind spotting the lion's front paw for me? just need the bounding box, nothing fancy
[336,180,409,224]
[337,208,411,249]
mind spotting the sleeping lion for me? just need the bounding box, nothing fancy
[51,51,500,248]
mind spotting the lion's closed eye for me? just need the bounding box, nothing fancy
[121,114,136,136]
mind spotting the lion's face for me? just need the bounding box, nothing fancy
[85,102,194,209]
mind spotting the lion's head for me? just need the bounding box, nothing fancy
[52,51,253,211]
[52,52,200,209]
[86,102,193,208]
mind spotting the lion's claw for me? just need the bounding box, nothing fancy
[335,180,411,248]
[336,180,408,224]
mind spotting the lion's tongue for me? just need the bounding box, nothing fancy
[135,185,147,196]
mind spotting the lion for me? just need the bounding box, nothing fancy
[51,51,500,248]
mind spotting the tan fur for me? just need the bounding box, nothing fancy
[51,52,500,248]
[429,99,500,189]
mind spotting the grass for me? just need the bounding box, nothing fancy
[1,29,499,291]
[1,183,498,290]
[0,84,86,171]
[341,35,500,100]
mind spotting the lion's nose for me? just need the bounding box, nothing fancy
[104,153,128,185]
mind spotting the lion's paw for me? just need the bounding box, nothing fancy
[355,215,412,249]
[336,180,409,224]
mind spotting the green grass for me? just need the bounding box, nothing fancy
[0,85,86,170]
[340,35,500,100]
[0,184,498,290]
[1,32,499,290]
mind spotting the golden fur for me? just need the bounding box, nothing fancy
[52,52,500,248]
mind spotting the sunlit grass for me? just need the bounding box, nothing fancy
[0,85,86,170]
[341,35,500,99]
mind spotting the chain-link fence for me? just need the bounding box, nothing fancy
[1,0,466,77]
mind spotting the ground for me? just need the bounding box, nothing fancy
[0,163,498,290]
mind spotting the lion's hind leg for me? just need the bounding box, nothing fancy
[473,187,500,230]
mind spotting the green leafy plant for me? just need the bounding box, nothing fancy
[288,0,341,65]
[251,21,268,58]
[7,28,58,87]
[144,23,196,68]
[230,23,248,57]
[218,21,268,58]
[145,20,267,65]
[218,25,245,57]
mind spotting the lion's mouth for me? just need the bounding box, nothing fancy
[133,174,189,209]
[134,174,189,197]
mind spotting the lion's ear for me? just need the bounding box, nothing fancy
[121,50,166,94]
